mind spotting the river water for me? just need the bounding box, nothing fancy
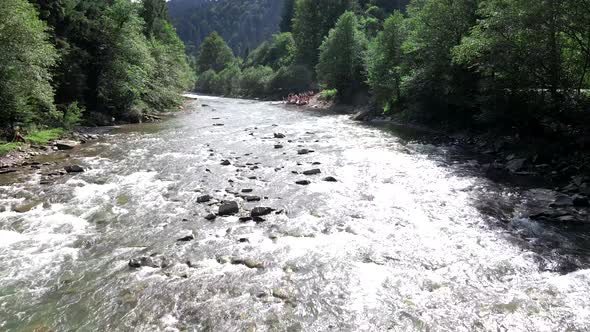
[1,96,589,331]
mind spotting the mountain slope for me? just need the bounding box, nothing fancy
[167,0,284,57]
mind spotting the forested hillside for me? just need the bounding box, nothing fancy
[192,0,590,138]
[167,0,285,57]
[0,0,193,152]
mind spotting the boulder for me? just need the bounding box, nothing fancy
[220,160,231,166]
[251,207,273,217]
[274,133,286,138]
[55,140,79,150]
[573,195,589,207]
[351,107,372,121]
[296,180,311,185]
[506,158,526,173]
[550,194,574,208]
[323,176,338,182]
[302,169,321,175]
[218,201,239,215]
[204,213,217,221]
[64,165,84,173]
[197,195,212,203]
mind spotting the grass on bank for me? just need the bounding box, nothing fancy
[0,128,65,156]
[24,128,64,145]
[319,89,338,101]
[0,142,24,156]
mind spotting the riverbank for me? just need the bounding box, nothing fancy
[296,96,590,225]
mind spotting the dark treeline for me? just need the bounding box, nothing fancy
[167,0,284,57]
[0,0,193,143]
[191,0,590,137]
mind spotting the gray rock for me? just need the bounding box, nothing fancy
[241,189,253,193]
[550,194,574,207]
[197,195,212,203]
[573,195,589,207]
[177,235,194,242]
[55,140,79,150]
[218,201,239,215]
[272,288,290,300]
[351,107,372,121]
[64,165,84,173]
[274,133,285,138]
[220,160,231,166]
[204,213,217,221]
[323,176,338,182]
[296,180,311,185]
[128,256,168,269]
[506,158,526,173]
[297,149,314,155]
[303,169,321,175]
[274,145,283,149]
[251,207,273,217]
[243,195,261,202]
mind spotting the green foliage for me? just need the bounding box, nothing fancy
[0,0,59,130]
[244,33,295,70]
[280,0,296,32]
[168,0,284,57]
[195,70,221,94]
[401,0,479,119]
[239,66,275,97]
[319,89,338,101]
[366,11,406,107]
[292,0,356,69]
[24,128,64,145]
[196,32,235,74]
[317,12,368,102]
[62,103,84,129]
[268,65,314,95]
[0,143,24,156]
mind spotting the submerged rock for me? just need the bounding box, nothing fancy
[204,213,217,221]
[274,133,286,138]
[323,176,338,182]
[297,149,314,155]
[274,145,284,149]
[220,160,231,166]
[177,235,195,242]
[64,165,84,173]
[231,257,264,269]
[506,158,526,173]
[197,195,212,203]
[218,201,239,215]
[296,180,311,185]
[128,255,169,269]
[251,207,273,217]
[302,169,321,175]
[573,195,589,207]
[55,140,79,150]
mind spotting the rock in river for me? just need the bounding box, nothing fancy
[197,195,212,203]
[506,158,526,173]
[64,165,84,173]
[296,180,311,185]
[302,169,321,175]
[251,207,274,217]
[55,140,79,150]
[274,133,285,138]
[204,213,217,221]
[323,176,338,182]
[298,149,314,155]
[573,194,589,207]
[218,201,239,215]
[220,160,231,166]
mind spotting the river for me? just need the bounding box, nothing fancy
[1,96,589,331]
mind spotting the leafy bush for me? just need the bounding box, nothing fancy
[239,66,274,97]
[319,89,338,101]
[195,69,220,94]
[0,142,23,156]
[268,65,313,96]
[24,128,64,145]
[62,102,84,129]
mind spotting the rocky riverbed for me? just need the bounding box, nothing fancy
[0,95,589,331]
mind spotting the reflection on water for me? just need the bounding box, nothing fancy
[0,96,589,331]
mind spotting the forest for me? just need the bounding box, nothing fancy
[190,0,590,138]
[0,0,193,153]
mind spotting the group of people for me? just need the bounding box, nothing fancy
[284,91,316,106]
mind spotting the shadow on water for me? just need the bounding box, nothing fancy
[369,121,590,273]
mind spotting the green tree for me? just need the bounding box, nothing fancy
[280,0,296,32]
[0,0,58,131]
[140,0,169,38]
[366,11,406,107]
[292,0,355,69]
[244,32,295,70]
[239,66,274,96]
[196,32,235,74]
[402,0,479,118]
[97,0,156,121]
[316,11,367,102]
